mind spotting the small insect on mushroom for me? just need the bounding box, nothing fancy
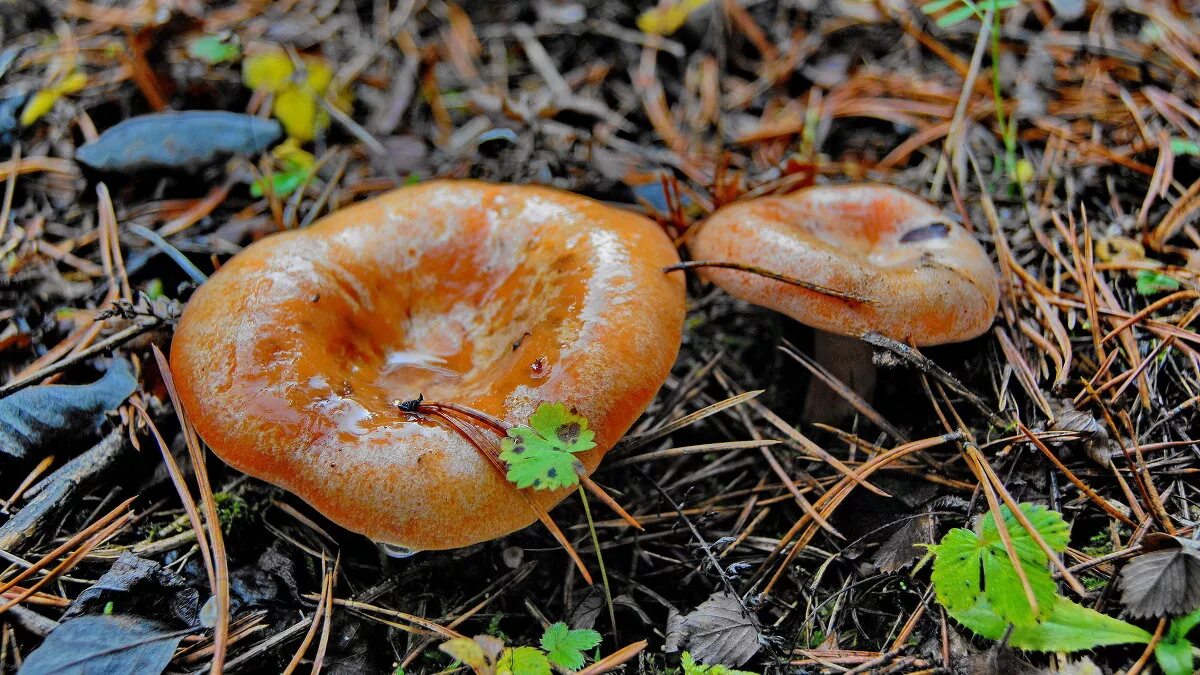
[170,180,686,552]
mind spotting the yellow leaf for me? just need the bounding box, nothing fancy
[271,137,316,169]
[20,89,62,126]
[301,56,334,93]
[637,0,710,35]
[273,86,321,142]
[56,71,88,94]
[438,638,488,672]
[242,51,294,93]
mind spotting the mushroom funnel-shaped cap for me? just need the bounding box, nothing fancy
[171,180,685,551]
[688,184,999,346]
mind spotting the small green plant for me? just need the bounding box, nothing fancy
[928,503,1200,673]
[680,652,757,675]
[921,0,1023,184]
[920,0,1018,28]
[1135,268,1181,295]
[439,622,601,675]
[501,403,618,638]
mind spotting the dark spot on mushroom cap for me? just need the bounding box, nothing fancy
[900,221,951,243]
[557,422,581,444]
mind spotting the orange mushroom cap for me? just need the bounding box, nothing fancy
[688,184,999,346]
[170,180,685,551]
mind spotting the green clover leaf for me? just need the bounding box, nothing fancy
[540,622,601,670]
[500,403,596,491]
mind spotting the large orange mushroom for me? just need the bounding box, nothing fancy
[686,184,999,419]
[170,180,685,552]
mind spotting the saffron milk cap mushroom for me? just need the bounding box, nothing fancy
[687,184,999,346]
[170,180,685,552]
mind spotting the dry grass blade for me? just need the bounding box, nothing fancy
[1017,423,1135,526]
[131,402,215,584]
[616,390,764,451]
[0,497,135,601]
[964,443,1087,596]
[151,344,230,675]
[427,408,593,584]
[961,446,1042,617]
[609,439,781,466]
[0,511,131,614]
[283,556,331,675]
[665,261,871,304]
[575,640,648,675]
[758,432,962,596]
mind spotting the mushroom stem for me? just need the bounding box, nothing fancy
[800,332,878,427]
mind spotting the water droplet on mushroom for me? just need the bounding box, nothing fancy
[379,543,420,559]
[530,356,550,379]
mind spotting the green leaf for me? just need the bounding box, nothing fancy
[251,166,310,198]
[681,651,759,675]
[982,543,1057,626]
[931,505,1067,625]
[1170,137,1200,156]
[920,0,960,14]
[1157,607,1200,675]
[948,595,1151,651]
[930,528,985,612]
[499,402,596,491]
[1135,269,1181,295]
[187,35,240,64]
[496,646,551,675]
[540,622,601,670]
[930,0,1018,27]
[1155,638,1194,675]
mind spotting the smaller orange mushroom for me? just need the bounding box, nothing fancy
[687,184,999,346]
[170,180,685,552]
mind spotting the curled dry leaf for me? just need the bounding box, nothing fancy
[63,552,200,628]
[873,514,936,573]
[75,111,282,172]
[1049,400,1116,465]
[18,615,188,675]
[0,359,136,465]
[676,591,762,668]
[1119,537,1200,619]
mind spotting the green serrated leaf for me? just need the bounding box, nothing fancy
[933,505,1068,625]
[499,403,596,491]
[496,646,551,675]
[1135,269,1181,295]
[948,595,1151,651]
[1156,607,1200,675]
[931,528,985,612]
[540,622,601,670]
[1170,138,1200,156]
[187,35,240,65]
[982,545,1057,627]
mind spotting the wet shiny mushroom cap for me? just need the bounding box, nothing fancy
[170,180,686,551]
[688,184,999,346]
